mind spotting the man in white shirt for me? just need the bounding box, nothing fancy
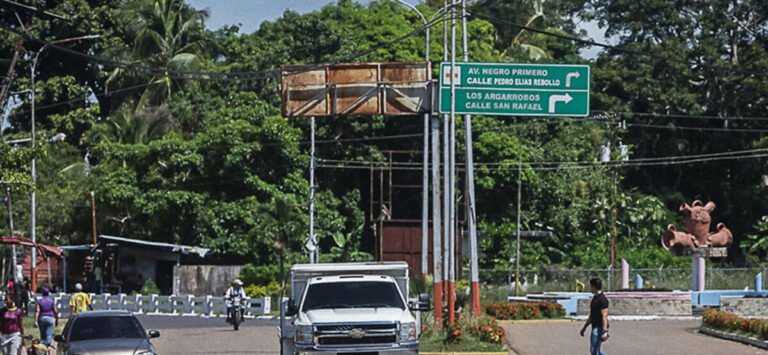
[225,279,247,323]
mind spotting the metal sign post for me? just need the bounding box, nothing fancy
[462,0,481,316]
[447,0,458,325]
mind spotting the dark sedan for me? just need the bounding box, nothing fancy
[54,310,159,355]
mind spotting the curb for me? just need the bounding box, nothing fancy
[420,352,509,355]
[699,327,768,350]
[568,315,700,321]
[498,318,573,324]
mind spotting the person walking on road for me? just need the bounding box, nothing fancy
[70,283,93,314]
[580,278,609,355]
[34,288,58,344]
[0,293,24,355]
[20,277,30,316]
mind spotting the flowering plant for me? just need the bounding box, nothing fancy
[483,301,563,320]
[445,322,463,343]
[702,310,768,340]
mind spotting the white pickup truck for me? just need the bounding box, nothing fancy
[279,262,430,355]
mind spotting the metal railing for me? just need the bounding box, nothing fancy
[13,293,272,318]
[477,267,768,299]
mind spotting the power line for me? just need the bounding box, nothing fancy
[467,11,768,79]
[0,6,457,82]
[626,122,768,133]
[4,82,152,120]
[317,146,768,170]
[591,110,768,122]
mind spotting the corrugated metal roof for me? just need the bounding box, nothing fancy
[98,235,209,257]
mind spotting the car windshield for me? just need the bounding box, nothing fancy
[301,281,405,312]
[69,316,145,341]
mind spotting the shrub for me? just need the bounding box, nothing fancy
[465,314,505,344]
[139,279,161,295]
[702,310,768,339]
[762,322,768,340]
[445,322,463,343]
[483,301,562,320]
[538,301,566,318]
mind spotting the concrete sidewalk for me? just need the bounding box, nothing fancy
[503,319,765,355]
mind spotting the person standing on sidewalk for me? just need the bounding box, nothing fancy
[0,293,24,355]
[580,278,609,355]
[69,283,93,314]
[34,288,58,344]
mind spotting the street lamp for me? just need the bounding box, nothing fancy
[30,34,99,292]
[392,0,430,279]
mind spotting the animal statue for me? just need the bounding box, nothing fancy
[661,200,733,251]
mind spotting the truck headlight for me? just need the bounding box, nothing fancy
[295,325,314,345]
[399,322,417,342]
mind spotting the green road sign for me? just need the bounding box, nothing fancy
[439,62,590,117]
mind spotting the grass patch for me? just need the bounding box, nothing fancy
[419,329,506,352]
[21,317,66,340]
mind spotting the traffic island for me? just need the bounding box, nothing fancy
[699,327,768,350]
[700,309,768,349]
[418,310,508,354]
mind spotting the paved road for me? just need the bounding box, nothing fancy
[503,319,766,355]
[136,315,280,354]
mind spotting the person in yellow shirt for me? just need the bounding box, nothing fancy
[69,283,93,313]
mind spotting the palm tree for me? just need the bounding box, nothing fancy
[90,106,177,145]
[106,0,215,110]
[500,0,550,61]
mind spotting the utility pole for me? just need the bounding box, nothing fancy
[431,118,443,328]
[30,53,37,291]
[440,0,450,325]
[308,116,317,263]
[393,0,429,279]
[91,191,97,245]
[515,158,522,296]
[5,187,16,283]
[30,34,100,292]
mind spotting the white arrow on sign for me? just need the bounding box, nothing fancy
[565,72,580,87]
[548,93,573,113]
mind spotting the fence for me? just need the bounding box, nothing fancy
[477,267,768,300]
[15,293,272,318]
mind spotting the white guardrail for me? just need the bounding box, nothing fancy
[14,293,271,318]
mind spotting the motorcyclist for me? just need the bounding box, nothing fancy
[224,279,248,323]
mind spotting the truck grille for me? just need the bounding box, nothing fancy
[315,322,398,348]
[318,335,397,345]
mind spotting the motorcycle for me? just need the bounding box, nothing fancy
[228,296,246,331]
[22,335,55,355]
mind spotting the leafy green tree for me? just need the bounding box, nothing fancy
[741,218,768,264]
[107,0,216,110]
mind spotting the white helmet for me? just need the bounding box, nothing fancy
[233,279,243,286]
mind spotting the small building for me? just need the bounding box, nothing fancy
[61,235,209,295]
[0,235,64,292]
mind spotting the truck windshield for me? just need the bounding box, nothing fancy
[301,281,405,312]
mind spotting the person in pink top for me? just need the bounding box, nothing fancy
[0,294,24,355]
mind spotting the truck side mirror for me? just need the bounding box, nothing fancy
[410,293,431,311]
[418,293,431,311]
[286,298,298,317]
